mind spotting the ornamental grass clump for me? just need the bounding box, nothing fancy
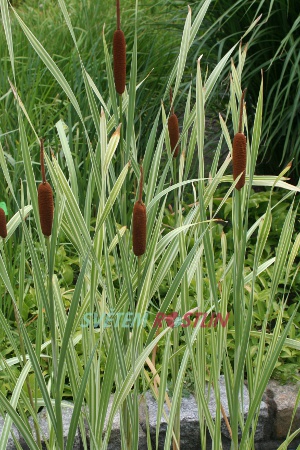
[168,88,180,158]
[38,139,54,237]
[132,166,146,256]
[0,207,7,238]
[113,0,126,95]
[232,89,247,190]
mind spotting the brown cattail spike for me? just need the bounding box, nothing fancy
[113,0,126,95]
[132,166,146,256]
[233,90,247,190]
[168,88,180,158]
[168,114,180,158]
[38,140,54,236]
[0,208,7,239]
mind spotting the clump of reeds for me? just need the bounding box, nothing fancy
[38,139,54,237]
[0,208,7,239]
[168,88,180,158]
[132,166,146,256]
[232,89,247,190]
[113,0,126,95]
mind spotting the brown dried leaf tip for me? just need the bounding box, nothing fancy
[132,165,146,257]
[38,139,54,237]
[168,88,180,158]
[233,89,247,190]
[0,208,7,239]
[113,0,126,95]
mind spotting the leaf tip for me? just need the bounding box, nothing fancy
[114,124,122,136]
[197,55,203,67]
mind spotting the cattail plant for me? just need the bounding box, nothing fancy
[132,166,146,257]
[168,88,180,158]
[38,139,54,237]
[0,207,7,239]
[233,89,247,190]
[113,0,126,95]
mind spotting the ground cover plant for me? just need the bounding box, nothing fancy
[0,0,300,449]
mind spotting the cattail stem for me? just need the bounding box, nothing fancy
[138,165,143,204]
[233,188,243,378]
[238,89,247,133]
[46,237,64,449]
[138,255,142,285]
[46,237,57,380]
[116,0,121,30]
[173,158,178,227]
[172,158,180,450]
[170,104,179,448]
[119,95,126,225]
[232,184,244,448]
[40,138,46,184]
[170,87,174,115]
[173,327,180,450]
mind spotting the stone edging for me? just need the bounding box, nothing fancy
[1,378,299,449]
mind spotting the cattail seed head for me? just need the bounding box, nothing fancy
[233,132,246,190]
[113,29,126,95]
[38,182,54,237]
[0,208,7,239]
[233,88,247,190]
[168,113,180,158]
[38,139,54,237]
[132,165,146,256]
[132,201,146,256]
[168,88,180,158]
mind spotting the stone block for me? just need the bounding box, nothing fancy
[2,378,299,449]
[85,396,147,450]
[264,379,300,440]
[139,391,200,449]
[139,376,269,449]
[255,438,300,449]
[0,415,20,450]
[19,403,81,449]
